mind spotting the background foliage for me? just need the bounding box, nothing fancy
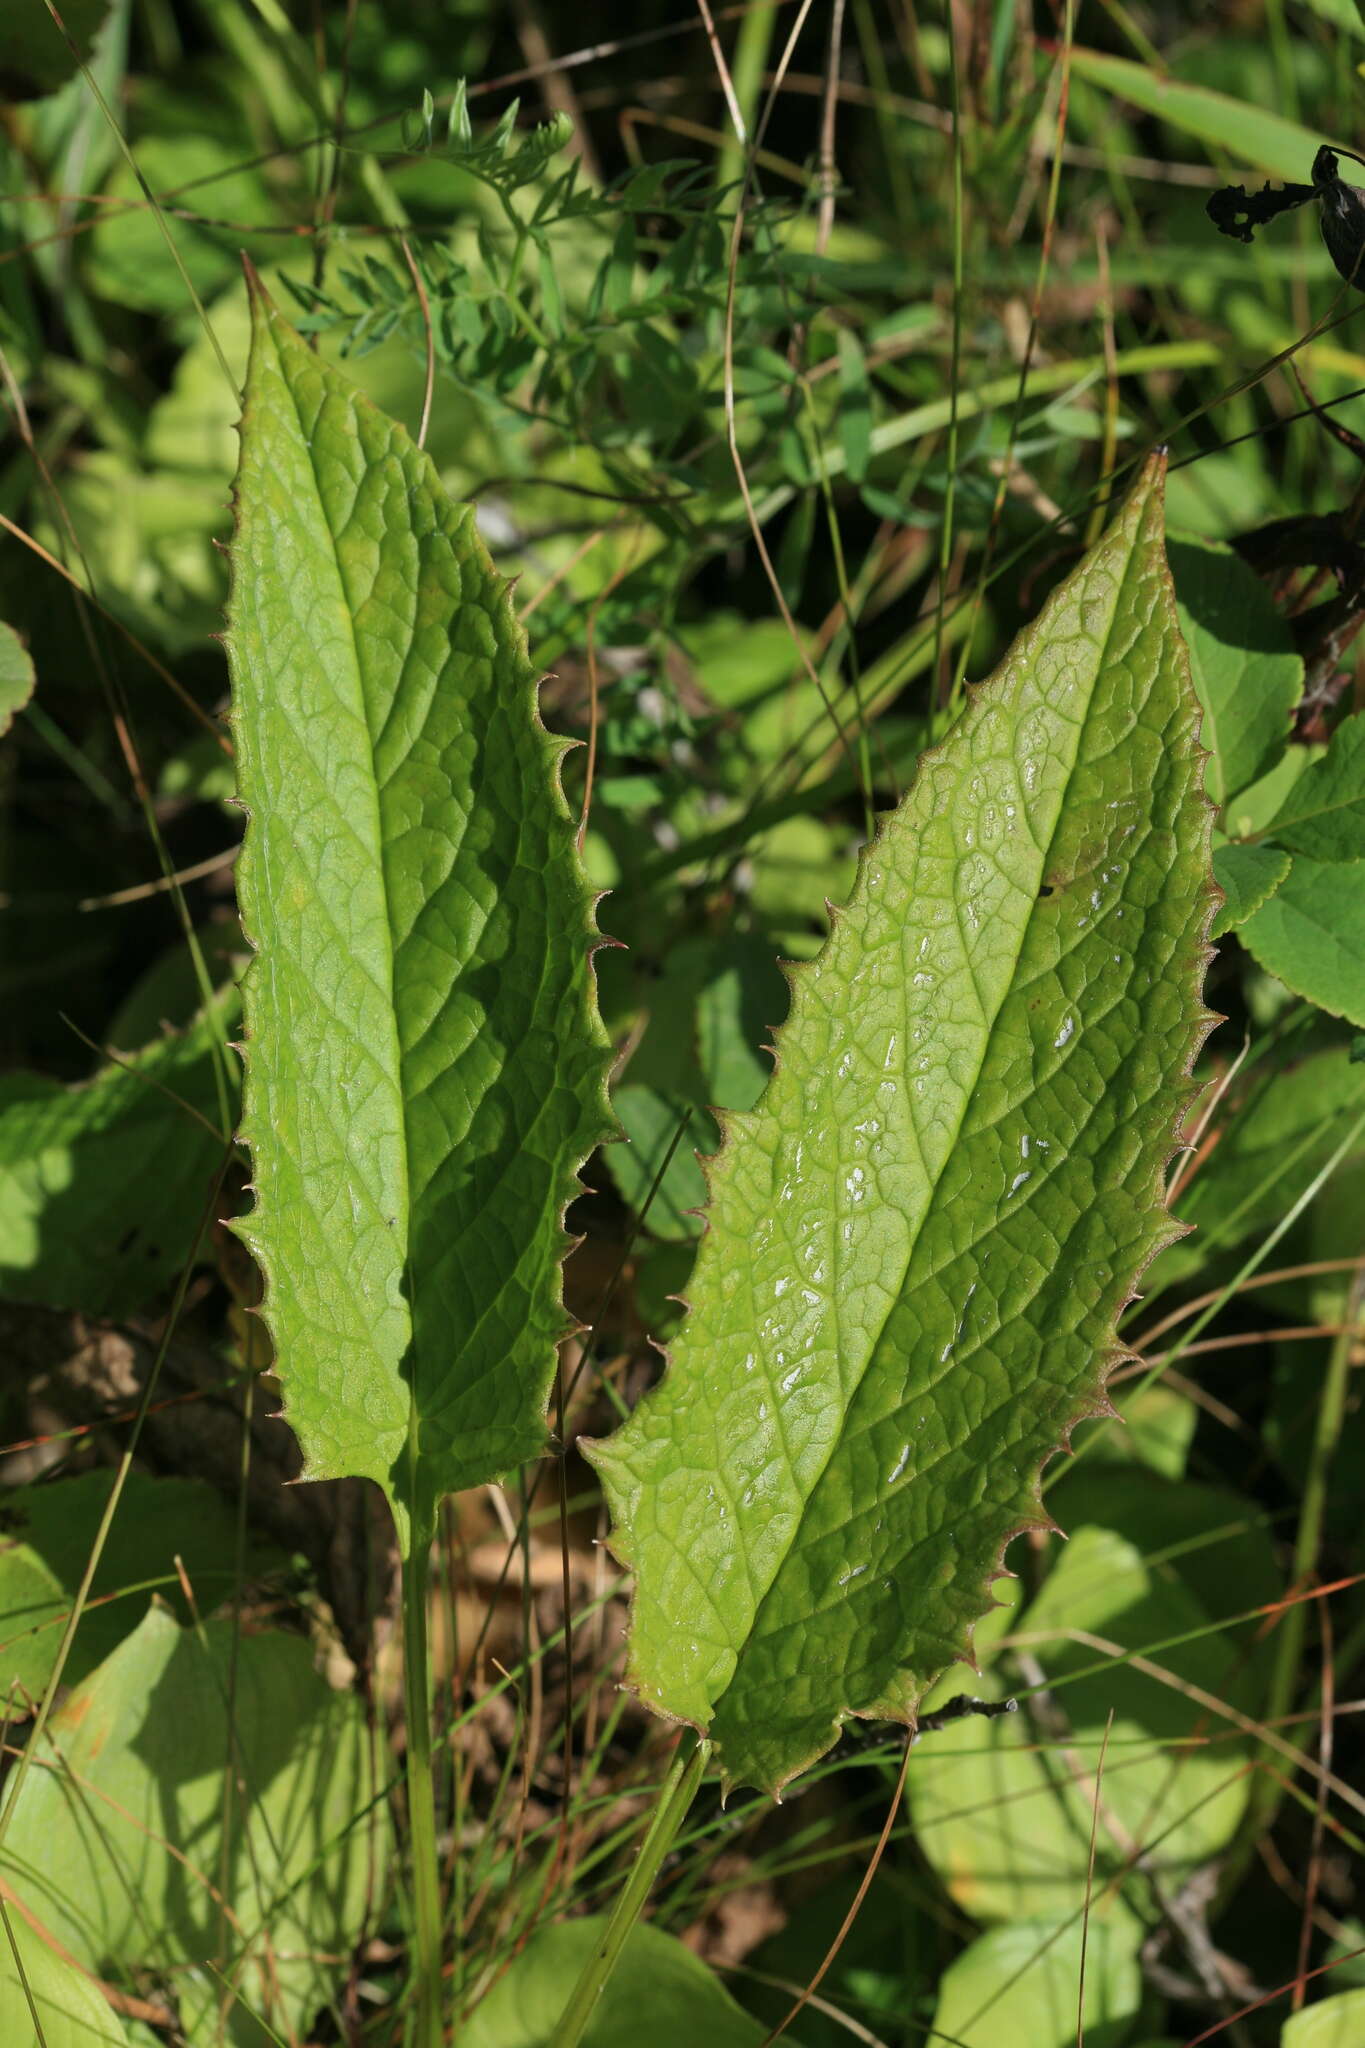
[2,1,1365,2043]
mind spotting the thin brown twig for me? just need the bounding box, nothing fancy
[1145,1321,1364,1366]
[312,0,359,290]
[1015,1621,1365,1824]
[79,844,240,910]
[751,70,1228,183]
[694,0,749,147]
[0,1881,173,2028]
[718,0,864,791]
[1165,1037,1249,1207]
[759,1734,914,2044]
[512,0,602,183]
[56,1011,233,1146]
[1181,1945,1365,2046]
[519,527,608,622]
[952,0,1075,699]
[1130,1257,1365,1353]
[0,5,805,274]
[577,529,642,852]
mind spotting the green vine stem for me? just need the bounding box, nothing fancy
[550,1731,711,2047]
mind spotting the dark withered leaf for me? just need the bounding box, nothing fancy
[1207,145,1365,292]
[1313,148,1365,289]
[1206,178,1315,245]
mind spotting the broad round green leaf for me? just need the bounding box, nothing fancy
[0,1005,232,1315]
[462,1919,778,2048]
[910,1474,1278,1923]
[1263,710,1365,863]
[0,1912,129,2047]
[588,458,1217,1794]
[1,1608,386,2047]
[1212,841,1291,936]
[930,1910,1142,2048]
[0,1471,277,1699]
[1283,1988,1365,2046]
[1168,536,1300,810]
[1240,854,1365,1026]
[0,620,36,737]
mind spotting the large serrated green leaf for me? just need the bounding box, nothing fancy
[227,272,612,1542]
[586,457,1216,1795]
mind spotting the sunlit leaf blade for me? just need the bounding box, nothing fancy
[930,1910,1142,2048]
[1284,1987,1365,2047]
[587,456,1217,1795]
[227,272,612,1539]
[0,1915,129,2046]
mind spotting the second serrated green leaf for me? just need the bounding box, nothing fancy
[588,455,1217,1794]
[227,273,613,1546]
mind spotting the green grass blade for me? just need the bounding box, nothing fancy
[587,455,1218,1795]
[227,269,612,1544]
[1068,45,1324,180]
